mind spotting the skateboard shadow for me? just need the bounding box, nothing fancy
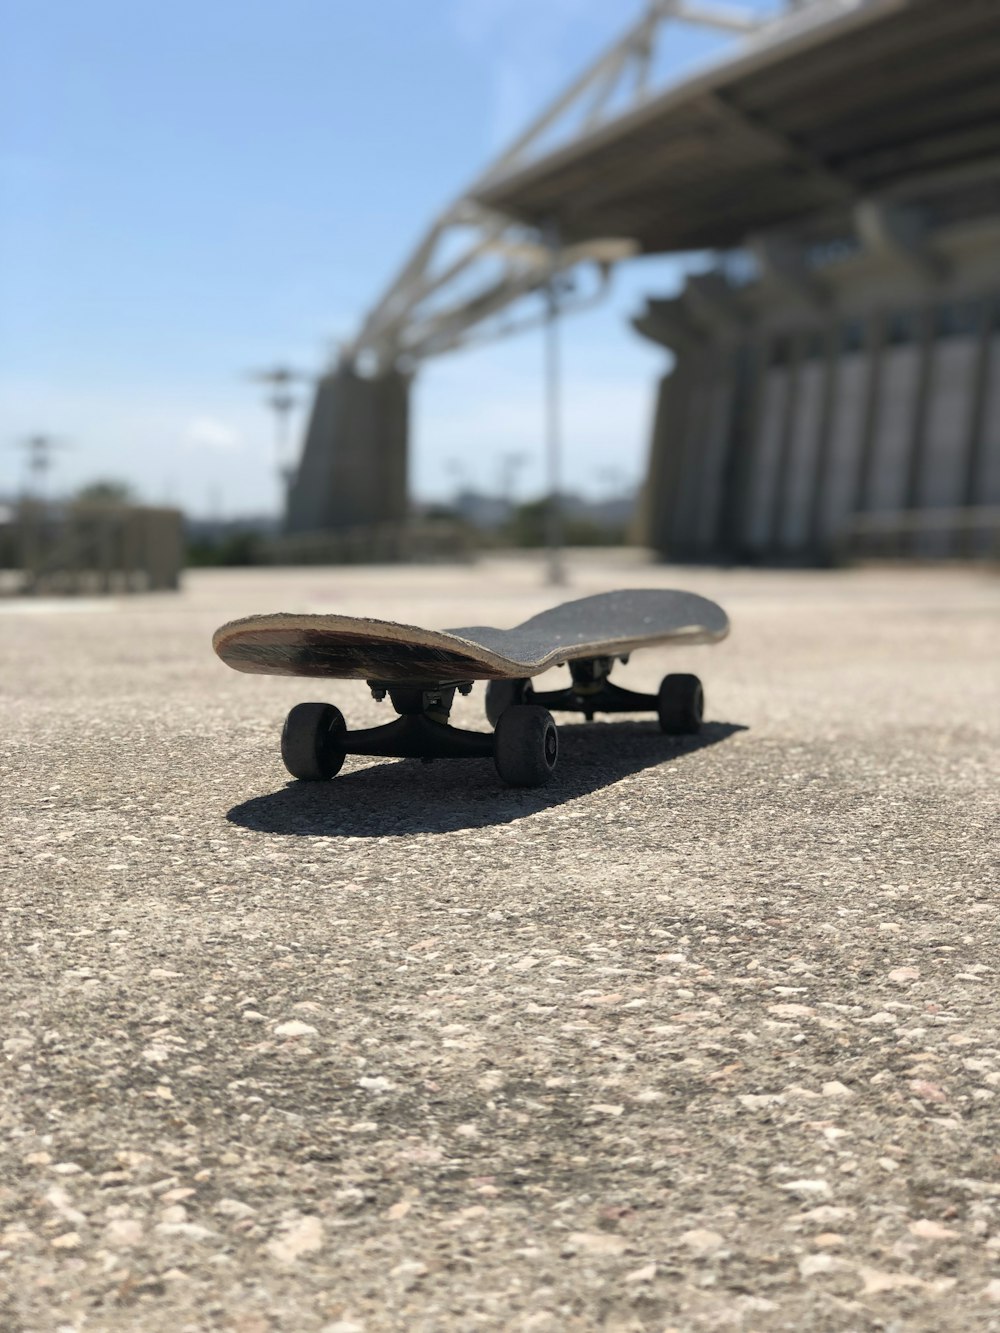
[225,720,746,838]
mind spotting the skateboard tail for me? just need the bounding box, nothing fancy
[213,615,524,682]
[217,626,501,687]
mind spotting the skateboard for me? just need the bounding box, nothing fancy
[213,588,729,788]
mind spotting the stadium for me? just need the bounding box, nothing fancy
[289,0,1000,564]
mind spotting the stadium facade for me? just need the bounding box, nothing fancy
[633,179,1000,562]
[474,0,1000,563]
[292,0,1000,562]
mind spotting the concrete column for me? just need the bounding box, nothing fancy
[805,324,842,563]
[636,357,699,557]
[903,307,937,512]
[852,312,887,515]
[962,299,997,508]
[634,373,676,553]
[671,348,721,559]
[767,331,806,556]
[286,364,410,535]
[632,295,710,558]
[718,337,769,562]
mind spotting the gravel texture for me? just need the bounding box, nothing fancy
[1,553,998,1333]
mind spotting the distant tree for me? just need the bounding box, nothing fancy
[185,530,263,567]
[76,479,135,505]
[505,498,549,547]
[503,498,624,548]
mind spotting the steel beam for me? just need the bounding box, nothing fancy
[343,1,775,369]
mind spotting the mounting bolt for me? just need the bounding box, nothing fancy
[457,683,473,696]
[370,686,387,702]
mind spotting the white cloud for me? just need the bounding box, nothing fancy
[0,379,274,516]
[184,416,242,451]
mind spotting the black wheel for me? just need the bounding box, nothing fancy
[281,702,347,780]
[485,678,532,728]
[493,705,558,787]
[657,673,703,735]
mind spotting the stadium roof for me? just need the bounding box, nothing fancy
[472,0,1000,253]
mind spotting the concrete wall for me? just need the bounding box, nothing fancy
[636,216,1000,563]
[286,365,409,535]
[7,502,183,594]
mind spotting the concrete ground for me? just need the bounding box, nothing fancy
[1,552,998,1333]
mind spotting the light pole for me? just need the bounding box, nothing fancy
[446,456,467,501]
[498,450,527,512]
[13,435,69,503]
[247,365,309,526]
[543,274,567,586]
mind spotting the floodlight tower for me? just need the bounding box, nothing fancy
[544,271,567,586]
[498,450,528,509]
[13,435,70,502]
[247,365,312,520]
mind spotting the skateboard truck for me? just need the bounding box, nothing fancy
[485,658,704,733]
[281,681,559,787]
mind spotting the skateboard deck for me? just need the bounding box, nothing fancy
[213,589,729,685]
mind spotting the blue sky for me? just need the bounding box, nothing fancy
[1,0,768,515]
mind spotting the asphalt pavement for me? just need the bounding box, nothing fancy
[1,552,999,1332]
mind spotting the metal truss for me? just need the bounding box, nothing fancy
[345,0,785,371]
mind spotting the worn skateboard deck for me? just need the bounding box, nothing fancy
[213,589,729,685]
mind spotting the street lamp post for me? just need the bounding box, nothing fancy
[544,276,567,587]
[498,450,527,512]
[12,435,69,504]
[247,365,309,529]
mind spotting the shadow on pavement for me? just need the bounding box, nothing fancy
[225,720,746,838]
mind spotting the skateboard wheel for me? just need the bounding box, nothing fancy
[485,678,531,728]
[281,702,347,780]
[657,673,703,735]
[493,705,558,787]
